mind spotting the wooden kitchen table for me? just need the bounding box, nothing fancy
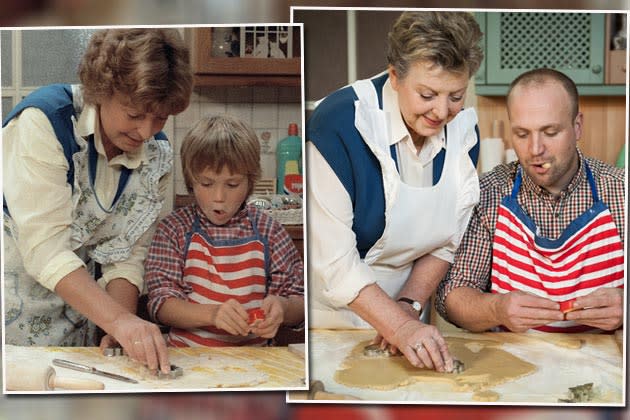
[4,344,306,393]
[288,329,624,405]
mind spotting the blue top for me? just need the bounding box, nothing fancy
[3,84,167,214]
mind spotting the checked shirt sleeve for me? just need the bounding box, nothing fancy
[145,212,192,322]
[258,211,304,298]
[436,171,506,323]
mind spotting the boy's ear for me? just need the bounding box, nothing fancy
[247,180,255,196]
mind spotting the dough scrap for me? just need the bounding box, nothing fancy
[543,337,583,350]
[334,337,536,394]
[189,366,267,388]
[472,390,500,402]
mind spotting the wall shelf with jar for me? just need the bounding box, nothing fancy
[605,13,627,85]
[186,26,301,87]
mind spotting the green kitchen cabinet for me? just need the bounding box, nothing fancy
[475,12,624,96]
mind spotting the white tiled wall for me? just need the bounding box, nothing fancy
[166,85,302,208]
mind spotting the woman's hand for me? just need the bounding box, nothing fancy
[109,312,170,374]
[250,295,286,339]
[371,299,422,355]
[389,319,453,373]
[98,334,119,350]
[213,299,250,336]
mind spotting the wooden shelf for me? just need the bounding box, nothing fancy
[187,27,301,87]
[605,14,627,85]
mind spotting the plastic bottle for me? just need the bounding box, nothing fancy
[616,143,625,168]
[276,123,303,195]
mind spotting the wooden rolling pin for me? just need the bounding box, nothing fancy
[6,364,105,391]
[309,380,361,400]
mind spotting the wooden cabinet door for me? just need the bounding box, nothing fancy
[484,12,605,85]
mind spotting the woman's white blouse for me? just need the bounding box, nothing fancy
[306,79,477,307]
[2,106,166,292]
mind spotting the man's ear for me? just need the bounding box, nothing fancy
[573,111,584,142]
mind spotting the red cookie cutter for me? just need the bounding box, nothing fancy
[559,298,577,314]
[247,308,265,326]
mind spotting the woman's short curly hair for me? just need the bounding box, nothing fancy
[79,28,193,116]
[387,11,484,79]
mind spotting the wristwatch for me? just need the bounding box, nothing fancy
[397,297,422,318]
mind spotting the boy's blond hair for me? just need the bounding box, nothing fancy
[181,115,262,195]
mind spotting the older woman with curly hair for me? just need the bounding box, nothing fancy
[3,28,193,374]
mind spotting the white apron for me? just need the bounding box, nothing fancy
[311,78,479,328]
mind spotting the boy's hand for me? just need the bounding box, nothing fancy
[214,299,250,336]
[250,295,285,338]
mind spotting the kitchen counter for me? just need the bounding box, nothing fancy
[4,344,306,393]
[288,329,624,405]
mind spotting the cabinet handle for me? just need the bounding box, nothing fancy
[591,65,602,74]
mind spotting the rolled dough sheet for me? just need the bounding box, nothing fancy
[80,353,269,389]
[497,332,584,350]
[334,337,536,393]
[163,354,268,388]
[188,354,268,388]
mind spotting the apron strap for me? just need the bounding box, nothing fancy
[247,208,271,295]
[352,78,380,108]
[390,128,449,185]
[584,162,599,203]
[432,125,448,186]
[88,135,132,211]
[389,144,400,173]
[511,168,523,199]
[512,161,598,202]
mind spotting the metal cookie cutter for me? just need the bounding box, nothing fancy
[103,347,124,357]
[449,359,465,374]
[157,364,184,379]
[362,343,392,358]
[558,382,594,403]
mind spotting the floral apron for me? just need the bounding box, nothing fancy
[4,111,171,346]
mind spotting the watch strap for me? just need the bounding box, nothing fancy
[397,297,422,315]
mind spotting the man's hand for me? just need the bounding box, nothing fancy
[493,291,564,332]
[565,288,623,331]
